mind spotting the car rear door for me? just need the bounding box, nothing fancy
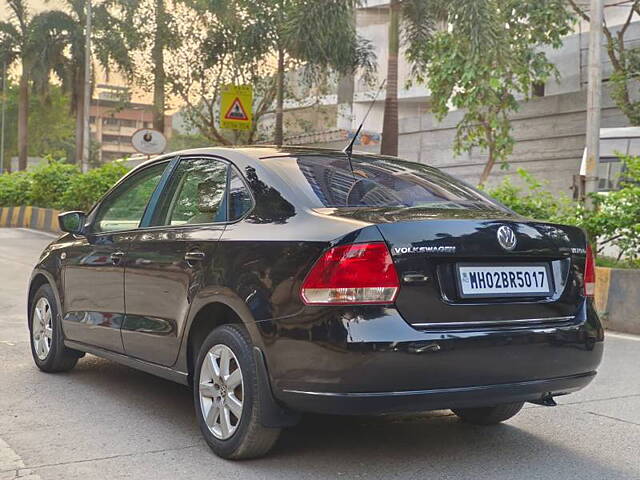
[62,161,169,353]
[121,156,229,366]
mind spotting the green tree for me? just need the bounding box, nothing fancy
[379,0,436,156]
[193,0,375,146]
[380,0,400,156]
[568,0,640,126]
[405,0,574,185]
[165,2,278,145]
[0,82,75,169]
[38,0,133,164]
[0,0,70,170]
[105,0,181,134]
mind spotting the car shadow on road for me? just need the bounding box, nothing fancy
[60,356,633,479]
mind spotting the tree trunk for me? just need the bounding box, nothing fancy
[74,72,84,164]
[152,0,165,134]
[479,144,496,186]
[274,47,285,147]
[380,0,400,157]
[17,68,29,171]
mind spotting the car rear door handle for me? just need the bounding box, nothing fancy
[110,251,125,264]
[184,250,206,263]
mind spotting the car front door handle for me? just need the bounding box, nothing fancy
[110,251,125,264]
[184,250,206,263]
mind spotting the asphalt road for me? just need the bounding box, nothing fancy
[0,228,639,480]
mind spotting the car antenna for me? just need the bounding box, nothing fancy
[343,79,386,176]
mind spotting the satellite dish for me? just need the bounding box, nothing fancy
[131,128,167,155]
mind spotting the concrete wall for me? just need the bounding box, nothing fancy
[395,88,630,193]
[0,207,61,233]
[595,267,640,335]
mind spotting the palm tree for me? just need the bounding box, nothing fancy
[380,0,437,157]
[0,0,61,170]
[101,0,178,135]
[380,0,400,156]
[38,0,133,165]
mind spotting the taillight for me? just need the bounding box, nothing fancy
[301,242,399,305]
[584,244,596,297]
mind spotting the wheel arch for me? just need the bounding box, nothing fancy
[28,270,62,329]
[181,297,265,385]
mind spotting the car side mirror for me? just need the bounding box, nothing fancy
[58,211,87,235]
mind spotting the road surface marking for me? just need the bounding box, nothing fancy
[16,228,57,239]
[606,332,640,342]
[0,437,41,479]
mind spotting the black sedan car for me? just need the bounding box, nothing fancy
[28,147,603,459]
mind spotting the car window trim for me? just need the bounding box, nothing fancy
[139,156,181,228]
[226,163,256,223]
[87,159,174,235]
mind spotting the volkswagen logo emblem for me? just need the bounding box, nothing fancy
[497,225,517,251]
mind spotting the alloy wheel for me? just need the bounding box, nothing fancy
[32,297,53,361]
[199,344,244,440]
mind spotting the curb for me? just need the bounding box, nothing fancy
[0,206,61,233]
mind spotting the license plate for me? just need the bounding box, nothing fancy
[456,264,552,298]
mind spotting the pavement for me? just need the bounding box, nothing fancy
[0,227,639,480]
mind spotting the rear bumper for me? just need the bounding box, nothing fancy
[259,299,604,414]
[278,372,596,415]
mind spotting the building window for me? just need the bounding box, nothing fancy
[532,82,545,98]
[102,134,121,144]
[120,119,137,128]
[103,117,119,126]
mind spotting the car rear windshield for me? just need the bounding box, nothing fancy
[290,154,503,210]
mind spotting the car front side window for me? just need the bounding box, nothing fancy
[91,162,168,233]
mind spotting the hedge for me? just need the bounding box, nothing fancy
[0,158,129,212]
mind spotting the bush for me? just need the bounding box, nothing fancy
[59,162,130,211]
[581,154,640,261]
[0,159,129,212]
[486,168,577,224]
[0,171,33,206]
[487,157,640,265]
[29,158,79,209]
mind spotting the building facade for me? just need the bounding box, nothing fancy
[90,86,172,163]
[294,1,640,195]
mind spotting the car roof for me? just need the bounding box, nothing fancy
[137,145,396,169]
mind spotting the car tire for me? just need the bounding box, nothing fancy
[29,284,79,373]
[193,324,281,459]
[451,402,524,425]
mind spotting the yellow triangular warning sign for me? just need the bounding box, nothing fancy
[223,97,249,121]
[220,85,252,130]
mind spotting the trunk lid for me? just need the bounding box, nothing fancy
[320,206,588,328]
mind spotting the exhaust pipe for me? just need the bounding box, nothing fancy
[530,393,557,407]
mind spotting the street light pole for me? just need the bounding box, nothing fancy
[584,0,603,207]
[81,0,92,173]
[0,61,7,174]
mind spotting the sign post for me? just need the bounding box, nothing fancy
[220,85,253,131]
[131,129,167,157]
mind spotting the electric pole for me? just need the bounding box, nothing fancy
[584,0,603,207]
[0,61,6,174]
[81,0,92,173]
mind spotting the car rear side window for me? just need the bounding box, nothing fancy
[292,155,501,209]
[153,158,228,226]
